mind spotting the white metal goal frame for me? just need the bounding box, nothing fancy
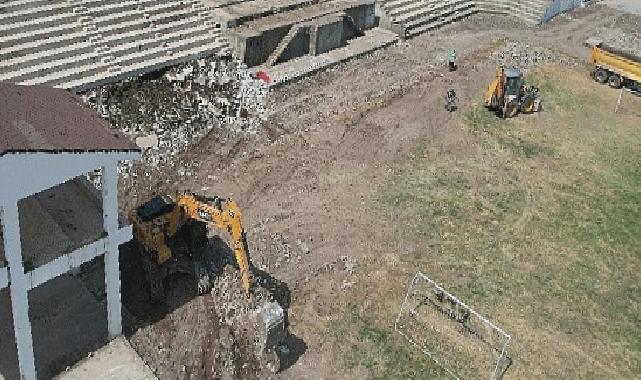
[394,271,512,380]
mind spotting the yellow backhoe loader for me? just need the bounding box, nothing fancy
[485,65,542,118]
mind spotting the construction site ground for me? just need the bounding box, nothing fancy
[54,337,155,380]
[114,3,641,379]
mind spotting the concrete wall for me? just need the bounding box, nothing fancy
[279,28,311,63]
[377,0,553,39]
[375,1,393,30]
[234,1,376,67]
[344,1,377,31]
[315,19,345,55]
[475,0,552,24]
[237,26,291,67]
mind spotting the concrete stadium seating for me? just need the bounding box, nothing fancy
[377,0,552,39]
[0,0,227,90]
[474,0,551,25]
[0,0,556,90]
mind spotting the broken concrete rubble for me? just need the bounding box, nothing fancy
[80,56,267,173]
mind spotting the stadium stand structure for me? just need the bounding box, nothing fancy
[0,0,227,90]
[202,0,397,86]
[197,0,378,67]
[0,0,571,91]
[377,0,553,39]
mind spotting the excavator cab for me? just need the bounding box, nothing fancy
[137,195,175,221]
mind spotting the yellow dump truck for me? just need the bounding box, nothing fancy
[590,43,641,93]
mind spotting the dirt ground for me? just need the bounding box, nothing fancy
[602,0,641,15]
[118,4,641,379]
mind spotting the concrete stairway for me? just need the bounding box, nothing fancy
[381,0,475,38]
[378,0,552,39]
[0,0,228,90]
[256,27,398,87]
[266,24,307,66]
[474,0,550,25]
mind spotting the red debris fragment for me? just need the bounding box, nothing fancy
[256,71,271,84]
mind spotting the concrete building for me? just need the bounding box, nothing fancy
[0,83,140,380]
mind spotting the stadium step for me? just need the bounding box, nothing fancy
[0,0,227,89]
[378,0,553,38]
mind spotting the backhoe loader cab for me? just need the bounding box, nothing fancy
[504,68,523,96]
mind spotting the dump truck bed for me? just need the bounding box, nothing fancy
[591,44,641,84]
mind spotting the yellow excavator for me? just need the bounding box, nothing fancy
[485,65,542,118]
[128,192,287,356]
[129,192,251,300]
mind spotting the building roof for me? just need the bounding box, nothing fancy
[0,83,139,157]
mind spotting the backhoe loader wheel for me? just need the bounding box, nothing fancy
[520,95,536,114]
[594,69,609,84]
[503,100,519,118]
[608,74,622,88]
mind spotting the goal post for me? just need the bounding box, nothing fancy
[395,272,512,380]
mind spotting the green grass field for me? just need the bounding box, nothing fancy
[331,65,641,379]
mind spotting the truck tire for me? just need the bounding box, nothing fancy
[594,69,609,84]
[608,74,622,88]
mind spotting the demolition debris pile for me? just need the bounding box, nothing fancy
[81,56,268,170]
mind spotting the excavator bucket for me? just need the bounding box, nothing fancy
[254,301,286,357]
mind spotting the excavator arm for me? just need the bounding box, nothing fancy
[169,193,252,298]
[484,78,499,107]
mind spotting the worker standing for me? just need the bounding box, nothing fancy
[448,49,457,72]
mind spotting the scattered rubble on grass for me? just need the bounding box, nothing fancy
[489,41,580,70]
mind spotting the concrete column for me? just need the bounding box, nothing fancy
[309,25,318,56]
[1,202,37,380]
[101,165,121,338]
